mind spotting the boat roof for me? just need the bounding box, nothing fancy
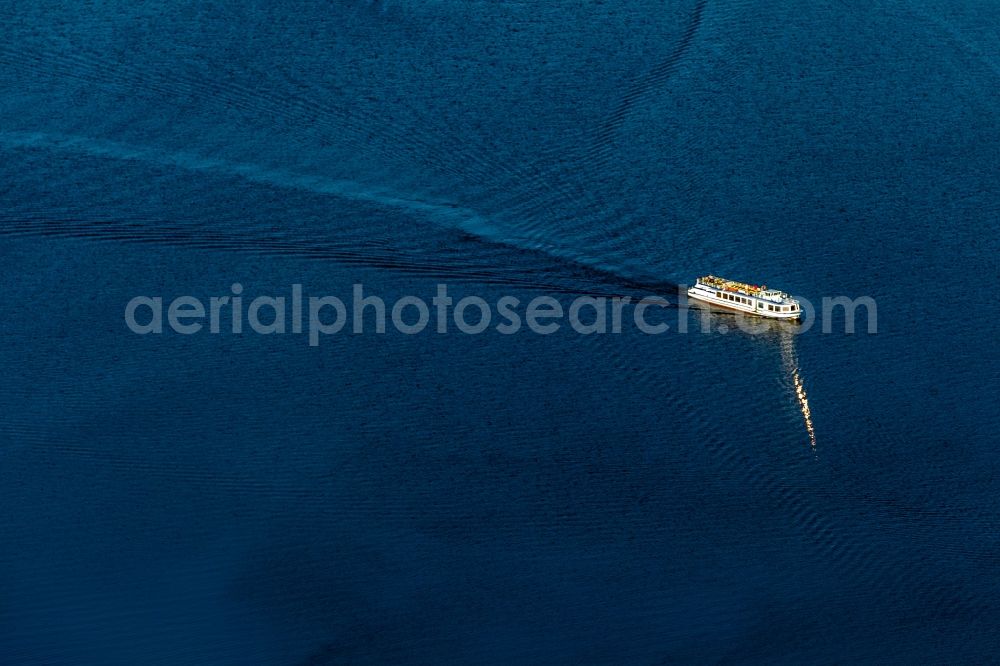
[696,275,796,303]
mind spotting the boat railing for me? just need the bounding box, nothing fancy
[695,279,790,302]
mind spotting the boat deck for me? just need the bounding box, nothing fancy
[697,275,769,297]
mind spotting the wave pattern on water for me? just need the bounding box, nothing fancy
[0,130,683,296]
[595,0,707,147]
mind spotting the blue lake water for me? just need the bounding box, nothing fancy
[1,1,998,663]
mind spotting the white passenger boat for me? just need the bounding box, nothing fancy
[687,275,801,319]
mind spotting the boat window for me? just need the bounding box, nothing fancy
[716,291,721,297]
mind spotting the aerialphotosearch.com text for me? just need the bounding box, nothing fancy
[124,283,877,345]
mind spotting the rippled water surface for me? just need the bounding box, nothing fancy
[1,1,999,663]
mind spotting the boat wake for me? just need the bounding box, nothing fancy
[594,0,707,149]
[0,130,677,299]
